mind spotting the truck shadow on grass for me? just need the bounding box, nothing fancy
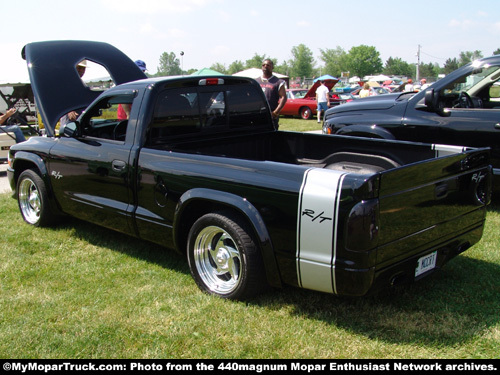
[257,202,500,347]
[57,204,500,349]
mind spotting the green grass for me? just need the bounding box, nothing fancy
[1,119,499,358]
[279,117,323,132]
[1,191,499,359]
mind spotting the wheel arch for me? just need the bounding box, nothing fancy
[10,151,63,216]
[173,188,282,288]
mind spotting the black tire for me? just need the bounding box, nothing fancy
[299,106,312,120]
[187,211,267,299]
[17,169,55,227]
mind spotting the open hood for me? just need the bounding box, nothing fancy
[303,79,338,99]
[22,40,147,136]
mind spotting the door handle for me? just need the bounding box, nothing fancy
[495,123,500,129]
[112,160,127,172]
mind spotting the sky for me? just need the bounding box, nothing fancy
[1,0,500,83]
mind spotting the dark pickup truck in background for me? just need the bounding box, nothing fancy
[7,41,492,300]
[322,55,500,192]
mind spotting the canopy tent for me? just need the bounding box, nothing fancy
[233,68,289,87]
[232,68,288,79]
[364,74,391,82]
[313,74,338,82]
[190,67,224,76]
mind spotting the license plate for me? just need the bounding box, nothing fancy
[415,251,437,277]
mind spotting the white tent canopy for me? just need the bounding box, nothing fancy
[364,74,391,82]
[232,68,288,79]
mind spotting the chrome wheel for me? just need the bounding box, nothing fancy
[193,225,241,295]
[19,176,41,225]
[187,212,267,299]
[17,169,55,227]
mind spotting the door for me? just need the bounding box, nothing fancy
[47,92,138,234]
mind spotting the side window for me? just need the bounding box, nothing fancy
[79,93,135,141]
[150,88,199,140]
[226,86,269,127]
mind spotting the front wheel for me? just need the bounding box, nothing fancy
[187,211,267,299]
[17,169,55,227]
[299,107,312,120]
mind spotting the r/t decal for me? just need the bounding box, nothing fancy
[302,209,332,223]
[472,172,486,183]
[51,171,63,180]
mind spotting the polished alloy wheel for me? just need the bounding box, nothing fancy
[193,225,241,295]
[18,177,41,225]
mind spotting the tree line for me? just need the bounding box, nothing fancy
[153,44,500,82]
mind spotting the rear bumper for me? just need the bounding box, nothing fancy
[334,220,485,296]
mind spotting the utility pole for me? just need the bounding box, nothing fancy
[416,45,421,82]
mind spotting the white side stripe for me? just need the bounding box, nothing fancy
[297,168,345,294]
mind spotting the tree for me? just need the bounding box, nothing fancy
[210,63,228,74]
[383,57,414,77]
[289,44,315,78]
[344,45,383,78]
[156,52,182,76]
[493,48,500,56]
[418,62,439,81]
[246,53,269,69]
[459,50,483,66]
[228,60,245,75]
[319,47,347,78]
[443,57,460,74]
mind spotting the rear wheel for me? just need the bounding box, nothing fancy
[17,169,55,227]
[187,211,267,299]
[299,106,312,120]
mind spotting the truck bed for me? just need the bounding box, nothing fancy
[144,130,491,295]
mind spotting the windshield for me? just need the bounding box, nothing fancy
[444,65,500,95]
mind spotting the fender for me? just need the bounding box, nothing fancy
[9,151,50,190]
[173,188,282,288]
[335,124,396,140]
[9,151,64,216]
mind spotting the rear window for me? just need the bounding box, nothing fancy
[148,84,270,142]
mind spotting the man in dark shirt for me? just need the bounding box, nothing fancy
[255,59,287,130]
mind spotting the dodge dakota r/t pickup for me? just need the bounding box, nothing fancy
[7,41,492,299]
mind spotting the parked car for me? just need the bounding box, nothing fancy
[350,86,391,98]
[281,79,341,120]
[322,54,500,192]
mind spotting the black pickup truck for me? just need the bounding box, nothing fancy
[322,55,500,192]
[7,41,492,299]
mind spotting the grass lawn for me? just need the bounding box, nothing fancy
[1,119,499,359]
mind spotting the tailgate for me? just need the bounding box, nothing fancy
[376,147,490,267]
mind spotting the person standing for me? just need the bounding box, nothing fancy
[0,107,26,143]
[117,60,147,120]
[256,59,287,130]
[359,83,371,98]
[315,80,330,123]
[404,79,415,92]
[60,60,88,126]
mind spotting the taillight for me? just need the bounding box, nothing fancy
[346,199,379,251]
[199,78,224,86]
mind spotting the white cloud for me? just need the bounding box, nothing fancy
[101,0,214,14]
[297,20,310,27]
[448,18,474,29]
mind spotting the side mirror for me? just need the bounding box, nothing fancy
[424,88,450,117]
[59,121,78,137]
[424,89,437,111]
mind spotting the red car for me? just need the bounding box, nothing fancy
[281,79,339,120]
